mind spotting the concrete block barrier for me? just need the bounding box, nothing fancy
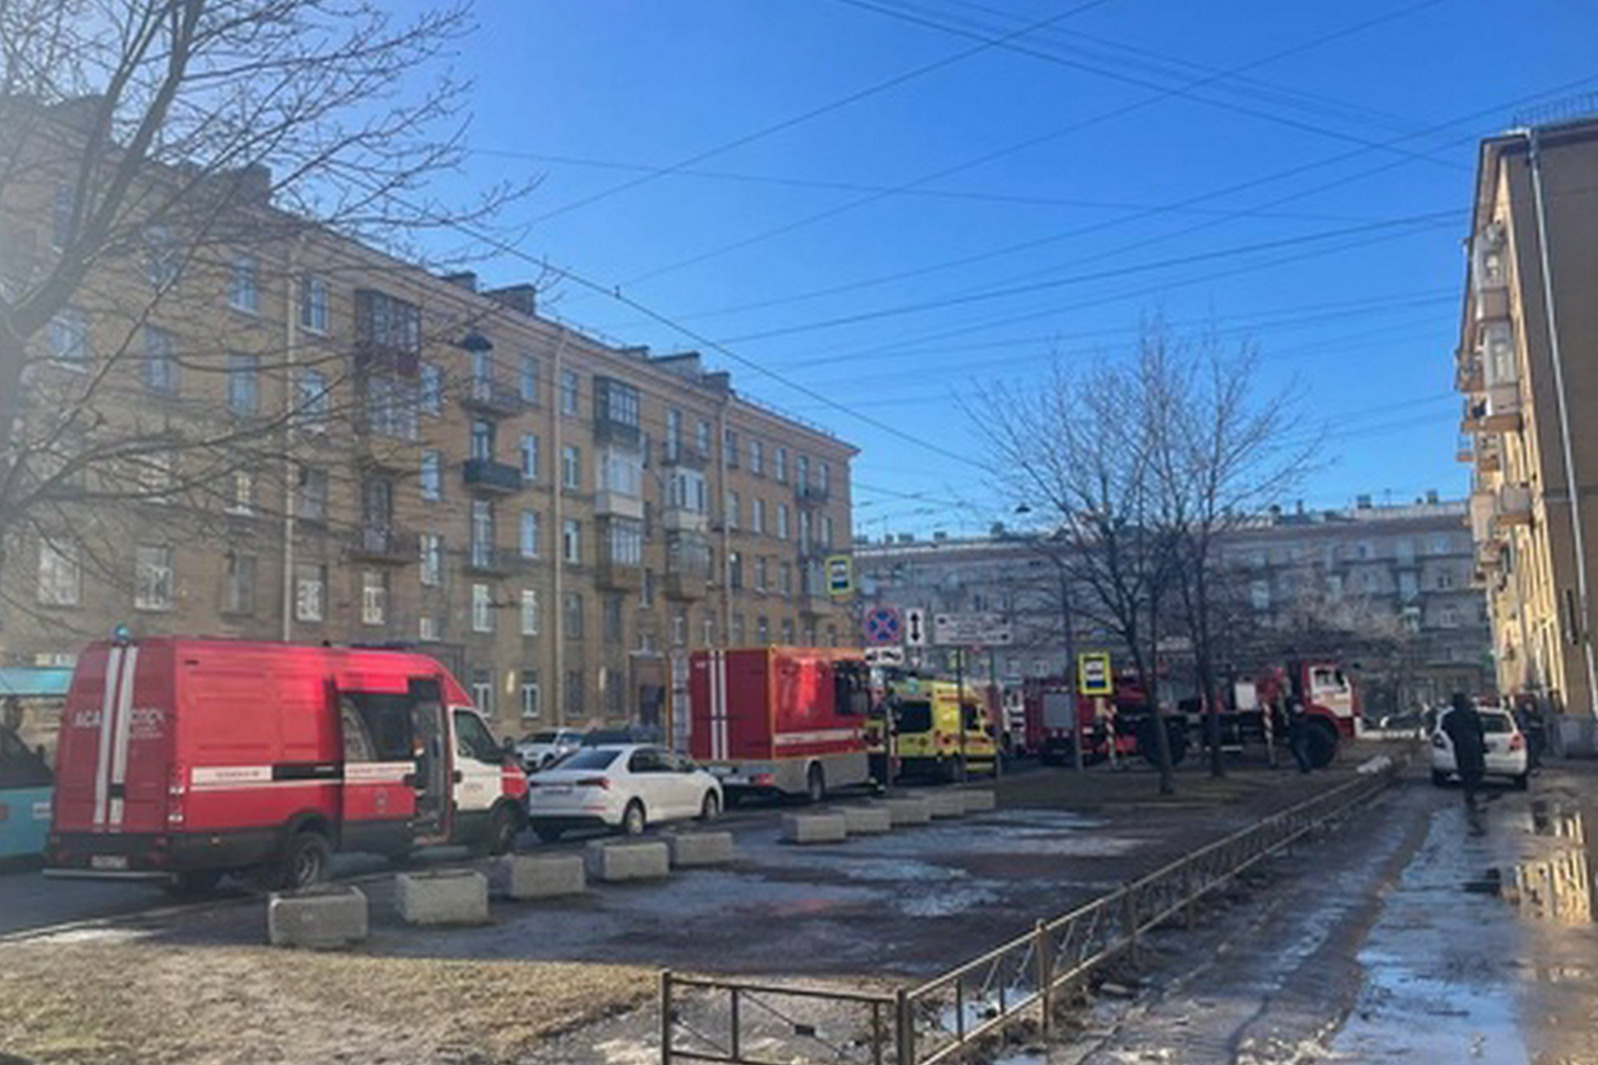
[585,840,672,882]
[666,831,736,867]
[839,805,893,835]
[268,885,369,949]
[499,854,586,900]
[781,812,849,844]
[926,791,968,819]
[880,796,933,826]
[960,789,998,813]
[396,870,490,926]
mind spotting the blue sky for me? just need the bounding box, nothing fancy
[415,0,1597,540]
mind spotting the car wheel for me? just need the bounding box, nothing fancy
[278,829,331,890]
[621,800,647,836]
[481,803,521,856]
[700,791,721,821]
[533,824,564,844]
[805,764,826,805]
[1431,769,1449,788]
[1304,720,1338,769]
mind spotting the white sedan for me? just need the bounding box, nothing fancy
[1430,706,1529,789]
[524,744,723,841]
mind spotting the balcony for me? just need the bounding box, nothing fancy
[462,457,524,494]
[1455,354,1484,394]
[1469,490,1495,543]
[1473,286,1510,325]
[594,489,645,521]
[597,559,644,592]
[1455,434,1475,464]
[662,444,708,470]
[464,546,521,577]
[1482,382,1522,433]
[351,340,420,378]
[662,505,709,534]
[1493,483,1534,530]
[460,378,523,418]
[349,526,418,564]
[664,571,708,600]
[795,481,830,506]
[593,416,642,448]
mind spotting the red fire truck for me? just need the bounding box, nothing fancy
[47,636,528,893]
[687,648,873,802]
[1021,674,1184,766]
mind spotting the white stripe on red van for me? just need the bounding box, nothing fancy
[92,646,125,829]
[107,646,139,827]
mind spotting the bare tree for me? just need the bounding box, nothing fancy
[0,0,530,636]
[975,353,1184,795]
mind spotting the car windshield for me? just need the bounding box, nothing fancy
[1481,713,1514,734]
[556,748,621,771]
[528,731,559,743]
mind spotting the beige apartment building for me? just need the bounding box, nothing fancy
[0,134,856,741]
[1455,113,1598,725]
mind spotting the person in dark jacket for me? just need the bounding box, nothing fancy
[1442,691,1488,830]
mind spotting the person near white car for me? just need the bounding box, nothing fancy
[1431,695,1528,803]
[524,744,722,842]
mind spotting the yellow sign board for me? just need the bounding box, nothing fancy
[1077,652,1112,696]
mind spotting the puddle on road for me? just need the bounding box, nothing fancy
[1468,801,1595,925]
[900,884,1000,917]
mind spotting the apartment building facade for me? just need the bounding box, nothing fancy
[0,138,855,740]
[855,498,1489,716]
[1454,115,1598,719]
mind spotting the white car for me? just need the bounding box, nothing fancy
[515,728,586,772]
[1430,706,1528,789]
[525,744,723,841]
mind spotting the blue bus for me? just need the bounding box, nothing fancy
[0,667,71,862]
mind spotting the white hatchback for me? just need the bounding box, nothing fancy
[1430,706,1529,789]
[524,744,723,842]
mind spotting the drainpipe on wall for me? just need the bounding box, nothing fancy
[550,329,569,727]
[281,241,300,641]
[1526,128,1598,718]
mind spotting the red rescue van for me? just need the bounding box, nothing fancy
[47,636,528,892]
[688,647,872,802]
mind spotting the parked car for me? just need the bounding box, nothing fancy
[581,725,664,747]
[1430,705,1528,789]
[524,744,721,841]
[515,728,586,772]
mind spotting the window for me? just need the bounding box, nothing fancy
[1439,605,1461,628]
[228,470,254,515]
[725,490,740,529]
[729,551,743,590]
[599,448,642,497]
[299,275,329,333]
[819,463,830,492]
[774,447,788,483]
[471,672,493,717]
[135,545,175,611]
[354,289,420,354]
[781,618,795,644]
[51,183,76,250]
[49,309,90,364]
[724,428,740,467]
[672,608,688,647]
[470,418,495,462]
[732,613,746,644]
[702,613,718,647]
[670,469,707,512]
[296,466,328,523]
[144,326,179,394]
[749,439,764,475]
[780,562,793,596]
[420,363,444,416]
[1436,570,1456,590]
[520,589,540,636]
[520,670,541,719]
[606,518,643,566]
[471,583,493,633]
[755,556,768,592]
[145,225,180,288]
[1355,540,1375,561]
[37,540,80,606]
[222,552,256,614]
[798,511,810,547]
[228,255,259,314]
[519,510,541,559]
[753,498,766,535]
[419,616,441,642]
[777,503,790,540]
[560,369,580,415]
[294,563,326,622]
[415,449,441,502]
[562,445,581,490]
[595,377,641,429]
[366,376,418,439]
[470,348,496,397]
[227,352,260,414]
[696,419,711,457]
[666,409,683,458]
[603,593,624,642]
[520,352,541,404]
[295,368,329,431]
[796,455,809,487]
[642,569,655,608]
[563,592,584,638]
[565,670,585,718]
[757,616,770,643]
[1431,534,1453,555]
[521,433,541,482]
[420,533,443,586]
[822,516,834,547]
[1249,579,1270,611]
[563,518,581,564]
[360,570,388,626]
[470,500,495,568]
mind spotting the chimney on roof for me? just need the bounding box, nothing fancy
[653,351,703,377]
[933,531,948,542]
[1296,499,1305,514]
[442,271,478,293]
[897,533,914,544]
[1426,488,1440,505]
[990,522,1006,537]
[228,162,273,206]
[485,283,537,315]
[703,371,731,394]
[1356,494,1373,510]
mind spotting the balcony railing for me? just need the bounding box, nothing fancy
[662,506,709,534]
[349,526,418,563]
[662,444,708,470]
[1483,382,1522,433]
[464,545,520,576]
[664,571,708,600]
[796,481,831,506]
[1494,483,1534,529]
[351,340,420,378]
[460,377,524,417]
[597,559,644,592]
[462,457,524,494]
[593,416,642,447]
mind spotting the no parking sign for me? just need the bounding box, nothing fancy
[863,606,902,646]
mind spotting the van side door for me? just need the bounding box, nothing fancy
[449,707,503,842]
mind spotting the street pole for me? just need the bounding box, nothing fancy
[1060,562,1083,772]
[989,644,1004,778]
[955,647,967,785]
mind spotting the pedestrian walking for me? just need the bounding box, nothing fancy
[1515,696,1546,771]
[1286,698,1313,773]
[1442,691,1488,833]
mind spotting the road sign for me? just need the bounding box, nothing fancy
[932,612,1012,647]
[825,554,853,597]
[903,607,928,648]
[863,606,902,646]
[864,646,905,667]
[1078,651,1112,696]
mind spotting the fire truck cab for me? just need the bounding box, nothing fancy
[47,637,528,893]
